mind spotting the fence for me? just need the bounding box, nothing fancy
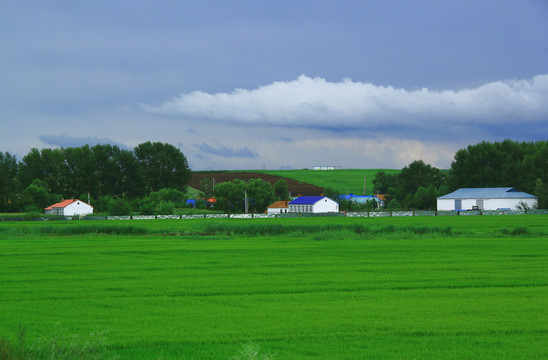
[3,209,546,222]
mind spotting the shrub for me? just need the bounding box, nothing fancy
[511,226,530,236]
[155,201,174,215]
[107,198,131,216]
[0,324,117,360]
[230,341,276,360]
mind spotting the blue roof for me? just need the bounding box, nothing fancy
[338,195,379,204]
[289,196,334,205]
[438,187,536,200]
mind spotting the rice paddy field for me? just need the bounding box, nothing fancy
[1,215,547,359]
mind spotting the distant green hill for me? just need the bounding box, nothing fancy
[254,169,400,195]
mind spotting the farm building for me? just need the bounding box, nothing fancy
[44,199,94,216]
[288,196,339,213]
[267,200,289,214]
[437,188,537,211]
[338,194,383,207]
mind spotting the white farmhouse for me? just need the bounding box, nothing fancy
[267,200,289,215]
[437,188,537,211]
[288,196,339,213]
[44,199,94,216]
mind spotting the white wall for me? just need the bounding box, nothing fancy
[267,207,287,214]
[63,201,94,216]
[437,198,537,211]
[312,198,339,213]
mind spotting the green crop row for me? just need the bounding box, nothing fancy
[1,216,547,359]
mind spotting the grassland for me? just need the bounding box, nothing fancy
[256,169,400,195]
[1,216,547,359]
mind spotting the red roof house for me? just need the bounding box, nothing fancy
[44,199,94,216]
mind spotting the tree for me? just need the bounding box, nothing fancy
[214,179,246,213]
[117,148,145,198]
[0,151,18,212]
[199,178,215,199]
[134,142,191,193]
[62,146,98,198]
[107,198,132,215]
[322,186,340,200]
[273,179,289,201]
[397,160,443,198]
[534,178,548,209]
[20,179,59,212]
[371,161,444,209]
[372,171,397,195]
[246,178,275,213]
[409,185,437,210]
[446,140,541,192]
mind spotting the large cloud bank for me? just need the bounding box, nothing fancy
[143,74,548,132]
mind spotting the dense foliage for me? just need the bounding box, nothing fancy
[373,140,548,210]
[2,139,548,213]
[0,142,191,213]
[211,178,275,213]
[372,160,447,210]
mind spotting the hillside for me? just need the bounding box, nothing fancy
[258,169,400,195]
[189,171,324,196]
[190,169,400,196]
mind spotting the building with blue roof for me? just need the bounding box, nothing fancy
[437,187,537,211]
[338,194,383,206]
[288,196,339,213]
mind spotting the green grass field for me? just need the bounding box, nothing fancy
[256,169,401,195]
[1,216,547,359]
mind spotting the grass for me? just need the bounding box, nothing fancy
[0,216,547,359]
[255,169,400,195]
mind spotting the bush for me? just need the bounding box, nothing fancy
[511,226,530,236]
[230,341,276,360]
[107,198,131,216]
[0,324,117,360]
[155,201,174,215]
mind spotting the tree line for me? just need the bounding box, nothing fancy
[1,139,547,214]
[372,140,548,210]
[198,177,290,214]
[0,142,191,213]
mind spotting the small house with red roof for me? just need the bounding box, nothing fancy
[267,200,289,214]
[44,199,94,216]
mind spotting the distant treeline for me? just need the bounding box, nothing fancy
[0,142,191,213]
[1,139,547,213]
[371,140,548,209]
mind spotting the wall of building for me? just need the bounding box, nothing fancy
[267,207,288,215]
[312,198,339,213]
[64,201,94,216]
[437,198,537,211]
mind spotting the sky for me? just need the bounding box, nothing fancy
[2,0,548,170]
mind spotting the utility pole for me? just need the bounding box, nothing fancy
[364,175,366,195]
[244,191,248,214]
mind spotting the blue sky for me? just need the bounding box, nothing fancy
[2,0,547,170]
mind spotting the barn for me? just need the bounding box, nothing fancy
[288,196,339,213]
[437,188,537,211]
[44,199,94,216]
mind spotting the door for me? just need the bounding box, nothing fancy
[476,199,484,210]
[455,200,462,210]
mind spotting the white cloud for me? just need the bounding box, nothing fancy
[143,74,548,133]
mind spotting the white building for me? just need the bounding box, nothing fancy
[267,200,289,214]
[288,196,339,213]
[44,199,94,216]
[437,188,537,211]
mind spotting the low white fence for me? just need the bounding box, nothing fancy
[52,209,547,222]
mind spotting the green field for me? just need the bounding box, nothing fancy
[1,216,547,359]
[256,169,400,195]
